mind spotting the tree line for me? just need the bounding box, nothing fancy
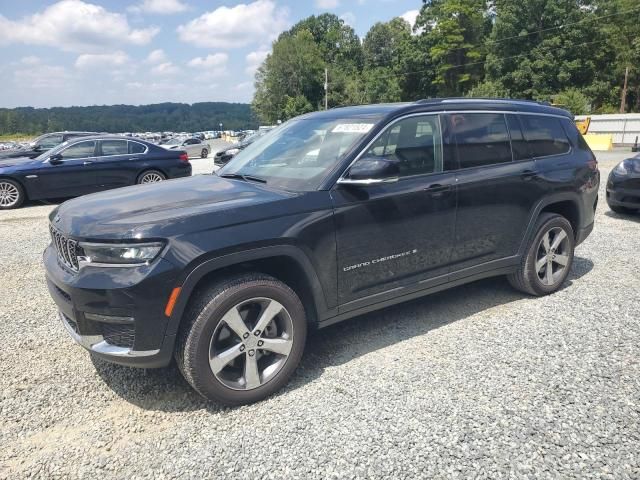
[0,102,257,136]
[252,0,640,123]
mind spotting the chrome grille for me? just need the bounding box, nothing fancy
[49,225,81,272]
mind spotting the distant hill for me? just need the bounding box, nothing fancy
[0,102,256,135]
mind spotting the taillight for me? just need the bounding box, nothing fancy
[587,158,598,171]
[179,152,189,162]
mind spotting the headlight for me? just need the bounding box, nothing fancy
[614,161,629,176]
[226,148,240,156]
[78,242,164,266]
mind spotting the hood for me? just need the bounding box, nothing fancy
[161,144,180,150]
[51,174,295,239]
[0,155,40,169]
[0,148,36,160]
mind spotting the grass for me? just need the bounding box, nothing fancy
[0,133,35,142]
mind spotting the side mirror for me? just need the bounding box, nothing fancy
[48,153,63,164]
[338,157,400,186]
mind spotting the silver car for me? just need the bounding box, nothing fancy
[162,137,210,159]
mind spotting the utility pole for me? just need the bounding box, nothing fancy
[324,68,328,110]
[620,65,629,113]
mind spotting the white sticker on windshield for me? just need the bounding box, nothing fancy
[332,123,374,134]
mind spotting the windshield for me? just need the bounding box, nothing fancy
[218,117,379,191]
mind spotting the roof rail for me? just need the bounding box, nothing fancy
[414,97,552,107]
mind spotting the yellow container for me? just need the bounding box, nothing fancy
[582,133,613,151]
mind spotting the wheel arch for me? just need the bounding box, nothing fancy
[165,245,331,337]
[0,175,29,200]
[518,193,583,256]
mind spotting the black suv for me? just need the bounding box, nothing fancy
[44,99,599,405]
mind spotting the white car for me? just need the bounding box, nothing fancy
[161,137,210,159]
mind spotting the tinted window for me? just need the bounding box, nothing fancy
[448,113,512,168]
[520,115,570,157]
[129,141,146,154]
[100,140,128,156]
[36,134,63,150]
[364,115,442,177]
[60,141,96,159]
[506,114,530,161]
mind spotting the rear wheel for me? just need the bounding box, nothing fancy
[201,148,208,158]
[508,213,575,296]
[0,179,25,209]
[176,274,307,405]
[137,170,166,184]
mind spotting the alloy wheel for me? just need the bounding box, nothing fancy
[0,181,20,208]
[536,226,570,286]
[140,172,164,184]
[209,297,294,391]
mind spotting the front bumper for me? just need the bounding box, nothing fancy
[607,173,640,209]
[44,244,179,368]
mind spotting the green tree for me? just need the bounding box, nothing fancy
[416,0,489,96]
[485,0,602,102]
[252,29,325,123]
[553,88,592,115]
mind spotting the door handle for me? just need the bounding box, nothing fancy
[424,184,452,197]
[83,161,93,166]
[521,170,537,181]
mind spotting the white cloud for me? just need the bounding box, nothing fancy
[15,65,72,90]
[0,0,158,53]
[340,12,356,27]
[145,49,167,64]
[187,53,229,69]
[75,51,130,69]
[315,0,339,8]
[400,9,419,28]
[151,62,180,75]
[177,0,289,49]
[129,0,189,14]
[245,48,269,76]
[20,56,41,66]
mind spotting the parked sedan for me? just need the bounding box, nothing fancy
[162,137,210,159]
[0,136,191,209]
[607,156,640,214]
[0,131,98,160]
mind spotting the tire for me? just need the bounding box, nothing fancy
[201,148,208,159]
[508,213,575,296]
[176,273,307,406]
[0,179,25,210]
[137,170,166,184]
[608,203,635,214]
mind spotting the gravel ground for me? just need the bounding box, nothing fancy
[0,149,639,479]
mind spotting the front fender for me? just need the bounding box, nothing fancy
[165,244,333,336]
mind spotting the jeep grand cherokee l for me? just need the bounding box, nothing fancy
[44,99,599,405]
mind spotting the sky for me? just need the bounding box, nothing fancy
[0,0,421,108]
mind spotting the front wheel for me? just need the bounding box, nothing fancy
[508,213,575,296]
[0,179,25,209]
[176,274,307,405]
[201,148,208,159]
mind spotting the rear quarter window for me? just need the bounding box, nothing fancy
[129,141,146,154]
[520,115,571,157]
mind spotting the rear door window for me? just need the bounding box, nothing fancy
[519,115,571,157]
[99,140,128,156]
[448,113,512,168]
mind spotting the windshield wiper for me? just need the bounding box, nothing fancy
[219,173,267,184]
